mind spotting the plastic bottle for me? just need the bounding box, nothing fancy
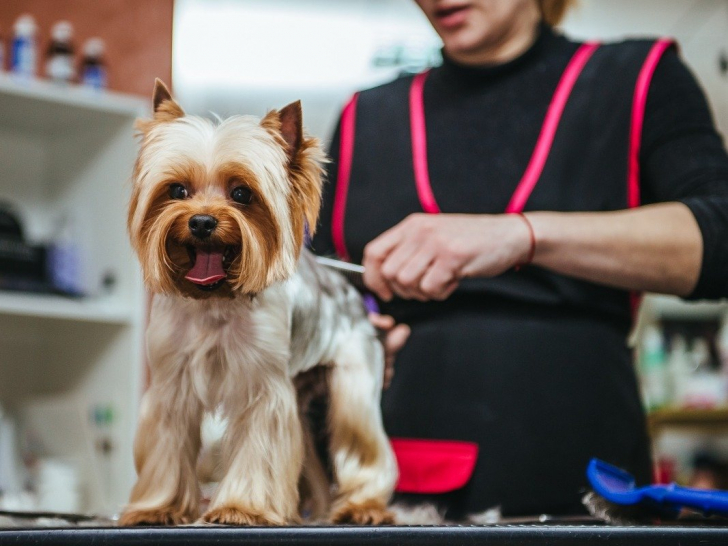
[639,326,667,410]
[667,334,692,407]
[80,38,107,90]
[0,404,21,500]
[11,14,37,78]
[683,337,723,408]
[718,319,728,401]
[45,21,76,83]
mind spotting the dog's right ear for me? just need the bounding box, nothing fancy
[136,79,185,135]
[152,78,185,121]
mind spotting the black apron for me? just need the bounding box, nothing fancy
[331,38,674,517]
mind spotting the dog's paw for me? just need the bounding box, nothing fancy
[331,500,395,525]
[201,505,286,526]
[118,507,194,526]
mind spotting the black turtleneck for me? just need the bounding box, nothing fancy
[314,25,728,300]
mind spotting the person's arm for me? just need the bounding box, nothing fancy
[363,49,728,302]
[362,207,700,301]
[534,48,728,299]
[527,205,701,296]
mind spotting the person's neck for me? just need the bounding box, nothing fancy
[445,14,541,67]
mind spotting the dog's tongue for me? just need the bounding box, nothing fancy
[185,249,226,285]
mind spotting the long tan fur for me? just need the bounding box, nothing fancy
[119,81,396,526]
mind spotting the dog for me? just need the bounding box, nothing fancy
[119,80,397,526]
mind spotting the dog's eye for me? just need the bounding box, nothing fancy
[169,183,188,200]
[231,186,253,205]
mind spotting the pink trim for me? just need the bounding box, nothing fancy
[391,438,479,494]
[505,42,600,214]
[331,93,359,261]
[627,39,674,209]
[626,39,674,318]
[409,70,441,214]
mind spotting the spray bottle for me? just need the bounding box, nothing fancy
[80,38,107,90]
[11,14,37,78]
[46,21,76,83]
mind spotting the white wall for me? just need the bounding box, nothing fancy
[173,0,439,139]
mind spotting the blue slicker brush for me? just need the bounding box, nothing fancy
[587,458,728,517]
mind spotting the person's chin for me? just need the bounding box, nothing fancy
[443,34,486,61]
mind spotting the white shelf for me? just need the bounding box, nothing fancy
[0,74,147,134]
[0,73,147,115]
[0,75,147,512]
[644,294,728,320]
[0,291,134,325]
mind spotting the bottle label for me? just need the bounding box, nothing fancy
[47,54,75,82]
[82,65,107,90]
[11,37,36,77]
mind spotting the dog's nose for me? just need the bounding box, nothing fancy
[189,214,218,239]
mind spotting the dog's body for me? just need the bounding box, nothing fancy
[119,81,397,526]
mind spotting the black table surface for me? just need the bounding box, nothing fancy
[3,524,728,546]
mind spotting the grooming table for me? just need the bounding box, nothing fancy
[3,524,728,545]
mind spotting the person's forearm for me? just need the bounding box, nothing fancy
[526,203,703,297]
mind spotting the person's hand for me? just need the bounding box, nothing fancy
[368,313,410,389]
[362,213,531,301]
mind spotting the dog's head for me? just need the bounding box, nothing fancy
[128,79,325,298]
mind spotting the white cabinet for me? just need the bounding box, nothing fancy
[0,75,147,514]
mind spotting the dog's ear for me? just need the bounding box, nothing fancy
[261,101,326,245]
[261,101,302,162]
[278,100,303,161]
[152,78,185,121]
[136,79,185,134]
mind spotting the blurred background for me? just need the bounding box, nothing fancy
[1,0,728,518]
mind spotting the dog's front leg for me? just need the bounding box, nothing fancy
[119,381,203,525]
[328,331,398,524]
[202,374,303,525]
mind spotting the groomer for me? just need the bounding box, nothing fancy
[312,0,728,518]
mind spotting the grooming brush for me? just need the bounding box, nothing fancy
[315,256,379,313]
[584,458,728,524]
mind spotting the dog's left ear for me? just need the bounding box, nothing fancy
[262,101,303,162]
[261,101,325,244]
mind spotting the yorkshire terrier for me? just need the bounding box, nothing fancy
[119,80,397,526]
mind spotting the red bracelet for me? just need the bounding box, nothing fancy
[512,212,536,271]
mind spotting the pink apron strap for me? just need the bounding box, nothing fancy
[627,39,674,209]
[409,70,441,214]
[408,43,600,215]
[331,93,359,261]
[627,38,675,316]
[505,41,601,214]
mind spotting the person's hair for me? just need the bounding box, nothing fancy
[538,0,576,26]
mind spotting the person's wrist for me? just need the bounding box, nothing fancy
[509,213,536,270]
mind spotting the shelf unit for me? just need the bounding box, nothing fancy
[648,407,728,436]
[0,74,147,515]
[641,294,728,322]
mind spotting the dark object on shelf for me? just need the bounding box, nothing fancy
[0,205,23,239]
[2,524,728,546]
[0,204,71,295]
[0,205,49,291]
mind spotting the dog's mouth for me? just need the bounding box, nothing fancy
[184,245,238,291]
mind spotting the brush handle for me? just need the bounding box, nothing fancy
[314,256,379,313]
[646,484,728,515]
[315,256,365,274]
